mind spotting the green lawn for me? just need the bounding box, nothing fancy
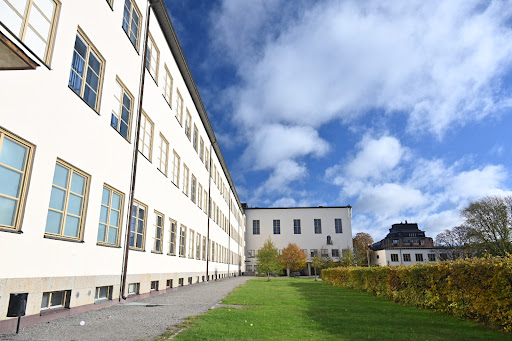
[157,278,510,341]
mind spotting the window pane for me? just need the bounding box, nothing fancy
[64,215,80,237]
[0,137,27,171]
[83,85,97,108]
[45,210,62,234]
[108,226,117,244]
[49,187,65,211]
[137,220,144,233]
[88,52,101,75]
[0,165,22,198]
[138,207,145,219]
[136,234,142,247]
[101,188,110,206]
[69,69,83,94]
[111,192,121,210]
[86,67,99,90]
[0,1,23,36]
[28,5,50,38]
[50,291,63,307]
[97,223,106,242]
[0,196,17,226]
[74,35,87,58]
[67,193,82,216]
[109,210,119,226]
[98,286,108,299]
[35,0,55,18]
[70,173,85,194]
[120,121,128,138]
[41,292,49,309]
[99,206,108,224]
[53,164,69,188]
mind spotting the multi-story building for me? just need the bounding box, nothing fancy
[244,206,353,275]
[0,0,245,331]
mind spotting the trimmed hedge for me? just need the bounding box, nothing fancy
[322,256,512,331]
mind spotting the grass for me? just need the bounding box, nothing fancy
[155,278,511,341]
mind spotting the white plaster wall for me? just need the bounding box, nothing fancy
[371,249,440,266]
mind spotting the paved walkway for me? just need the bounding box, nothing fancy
[0,276,251,341]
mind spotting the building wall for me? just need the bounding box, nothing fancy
[0,0,244,325]
[371,248,446,266]
[244,207,352,273]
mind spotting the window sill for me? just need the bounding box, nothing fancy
[44,234,84,243]
[122,27,140,55]
[128,247,146,252]
[0,227,23,234]
[147,69,158,86]
[162,94,172,109]
[158,169,168,177]
[111,125,131,143]
[68,85,100,115]
[175,116,182,126]
[94,298,111,305]
[139,151,152,163]
[97,242,121,248]
[151,250,163,254]
[167,252,176,256]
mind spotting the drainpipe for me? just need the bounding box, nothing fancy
[206,144,212,280]
[227,192,231,277]
[120,0,153,300]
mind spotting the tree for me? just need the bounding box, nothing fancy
[278,243,307,276]
[256,238,281,281]
[461,196,512,257]
[353,232,374,267]
[311,256,325,281]
[339,248,355,267]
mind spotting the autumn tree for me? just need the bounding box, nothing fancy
[311,255,326,281]
[278,243,307,276]
[353,232,374,267]
[256,238,281,281]
[461,196,512,257]
[339,248,355,267]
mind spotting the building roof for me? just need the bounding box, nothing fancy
[243,205,352,210]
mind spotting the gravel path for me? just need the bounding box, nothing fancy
[0,276,252,341]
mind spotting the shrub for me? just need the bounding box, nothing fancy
[322,256,512,331]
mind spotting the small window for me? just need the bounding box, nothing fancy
[331,249,339,257]
[327,235,332,245]
[246,265,253,272]
[199,137,204,162]
[193,125,198,152]
[310,249,318,257]
[97,185,124,246]
[179,224,186,257]
[0,128,34,231]
[202,236,207,260]
[197,183,203,209]
[128,283,139,295]
[188,277,192,285]
[157,134,169,176]
[166,279,172,288]
[314,219,322,234]
[196,233,201,260]
[1,0,61,64]
[178,278,183,286]
[252,220,260,234]
[172,150,180,187]
[45,160,90,240]
[138,111,154,161]
[391,253,399,262]
[122,0,141,49]
[168,218,177,255]
[428,254,436,262]
[182,164,189,196]
[129,200,147,250]
[204,149,209,171]
[191,175,197,203]
[68,30,105,111]
[150,280,158,291]
[188,228,195,258]
[321,249,328,257]
[273,219,280,234]
[153,211,164,253]
[176,89,184,125]
[335,218,342,233]
[146,33,159,82]
[184,109,192,140]
[403,254,411,262]
[415,253,424,262]
[163,65,173,105]
[41,290,70,310]
[110,78,133,140]
[95,286,112,302]
[293,219,301,234]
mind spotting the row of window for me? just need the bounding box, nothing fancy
[247,248,342,258]
[252,218,343,235]
[390,253,437,262]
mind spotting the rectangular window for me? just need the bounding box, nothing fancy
[110,78,133,140]
[0,128,34,231]
[193,124,198,152]
[332,249,339,257]
[172,150,180,187]
[415,253,424,262]
[68,30,105,110]
[248,250,255,258]
[138,111,154,161]
[129,200,147,250]
[45,160,89,240]
[188,229,194,258]
[146,33,159,82]
[182,164,189,196]
[163,64,173,105]
[127,283,139,295]
[403,253,411,262]
[199,137,204,162]
[314,219,322,234]
[391,253,399,262]
[213,165,217,185]
[122,0,141,49]
[184,109,191,140]
[179,224,186,257]
[191,175,196,203]
[335,218,342,233]
[321,249,328,257]
[197,183,203,209]
[203,190,208,213]
[41,290,69,310]
[205,149,209,171]
[196,233,201,260]
[202,236,206,260]
[273,219,280,234]
[427,254,435,262]
[252,220,260,234]
[150,280,158,291]
[168,218,177,255]
[0,0,61,63]
[95,286,112,302]
[157,134,169,175]
[153,210,164,253]
[310,249,318,257]
[166,279,172,288]
[176,89,183,125]
[97,185,123,246]
[293,219,301,234]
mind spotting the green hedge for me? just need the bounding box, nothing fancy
[322,256,512,331]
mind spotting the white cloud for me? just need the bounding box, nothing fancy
[355,183,427,216]
[449,165,510,200]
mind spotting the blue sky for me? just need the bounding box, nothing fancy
[165,0,512,240]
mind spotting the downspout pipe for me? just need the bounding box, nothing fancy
[227,192,231,277]
[206,143,213,280]
[120,0,154,300]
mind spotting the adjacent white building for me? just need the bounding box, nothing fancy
[0,0,245,331]
[244,206,353,275]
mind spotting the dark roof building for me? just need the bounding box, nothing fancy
[371,221,434,250]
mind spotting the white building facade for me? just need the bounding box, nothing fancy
[371,248,455,266]
[0,0,245,331]
[244,206,353,275]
